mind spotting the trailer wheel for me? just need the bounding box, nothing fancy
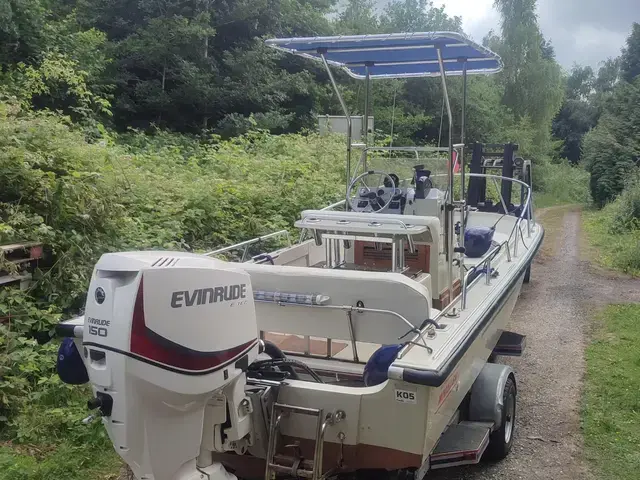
[523,264,531,283]
[485,375,516,460]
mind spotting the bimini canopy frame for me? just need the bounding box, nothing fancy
[265,32,502,79]
[266,32,502,303]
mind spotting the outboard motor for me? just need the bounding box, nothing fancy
[80,251,259,480]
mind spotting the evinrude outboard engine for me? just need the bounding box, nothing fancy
[82,251,259,480]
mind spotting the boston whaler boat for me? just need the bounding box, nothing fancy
[56,32,544,480]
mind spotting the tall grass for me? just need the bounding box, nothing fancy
[583,304,640,480]
[583,172,640,276]
[534,161,591,208]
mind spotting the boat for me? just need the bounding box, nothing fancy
[56,31,544,480]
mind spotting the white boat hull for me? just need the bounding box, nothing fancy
[214,256,535,477]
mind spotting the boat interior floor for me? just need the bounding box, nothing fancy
[262,332,379,381]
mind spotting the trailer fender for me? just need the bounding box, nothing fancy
[468,363,515,430]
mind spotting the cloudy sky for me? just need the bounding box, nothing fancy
[373,0,638,71]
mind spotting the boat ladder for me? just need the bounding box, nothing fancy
[265,403,345,480]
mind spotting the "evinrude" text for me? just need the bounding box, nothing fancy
[171,285,247,308]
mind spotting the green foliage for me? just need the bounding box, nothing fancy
[0,443,120,480]
[583,78,640,206]
[0,284,119,479]
[620,22,640,83]
[583,174,640,275]
[3,51,112,120]
[78,0,339,132]
[583,304,640,480]
[334,0,378,34]
[0,101,347,310]
[534,161,591,208]
[552,66,599,164]
[490,0,564,160]
[380,0,462,33]
[0,1,607,475]
[552,98,598,164]
[0,0,48,67]
[0,0,572,157]
[0,100,346,470]
[607,172,640,233]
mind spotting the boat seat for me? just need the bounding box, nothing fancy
[237,262,432,346]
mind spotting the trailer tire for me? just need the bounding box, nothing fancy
[485,375,516,461]
[523,264,531,283]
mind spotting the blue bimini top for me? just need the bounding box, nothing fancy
[265,31,502,80]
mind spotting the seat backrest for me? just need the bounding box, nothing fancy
[237,262,431,346]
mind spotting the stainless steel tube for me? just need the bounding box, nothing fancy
[321,54,352,211]
[437,47,455,306]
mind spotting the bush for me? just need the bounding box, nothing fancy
[609,172,640,233]
[583,174,640,275]
[534,161,591,208]
[0,101,349,459]
[583,79,640,206]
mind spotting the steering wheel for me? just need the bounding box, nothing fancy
[347,170,396,212]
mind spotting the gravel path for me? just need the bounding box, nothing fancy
[429,206,640,480]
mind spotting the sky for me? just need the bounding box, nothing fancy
[373,0,639,71]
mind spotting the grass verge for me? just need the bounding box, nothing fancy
[583,304,640,480]
[583,208,640,277]
[0,442,121,480]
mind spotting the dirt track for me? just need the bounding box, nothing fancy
[429,206,640,480]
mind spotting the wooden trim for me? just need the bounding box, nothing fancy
[433,279,461,310]
[213,437,421,478]
[354,241,430,273]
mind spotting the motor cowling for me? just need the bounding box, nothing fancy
[82,251,259,480]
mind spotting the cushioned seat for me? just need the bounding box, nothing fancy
[238,262,432,346]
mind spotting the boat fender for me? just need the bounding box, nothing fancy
[56,337,89,385]
[464,226,495,258]
[364,344,404,387]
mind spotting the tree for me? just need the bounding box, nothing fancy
[380,0,462,33]
[552,99,598,163]
[114,13,216,129]
[71,0,340,132]
[620,22,640,83]
[595,58,621,94]
[334,0,378,34]
[0,0,48,67]
[583,78,640,205]
[565,65,594,101]
[552,65,598,163]
[492,0,564,160]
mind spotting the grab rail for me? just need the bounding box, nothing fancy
[255,299,432,358]
[298,199,346,242]
[396,172,534,360]
[298,212,417,231]
[204,230,292,262]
